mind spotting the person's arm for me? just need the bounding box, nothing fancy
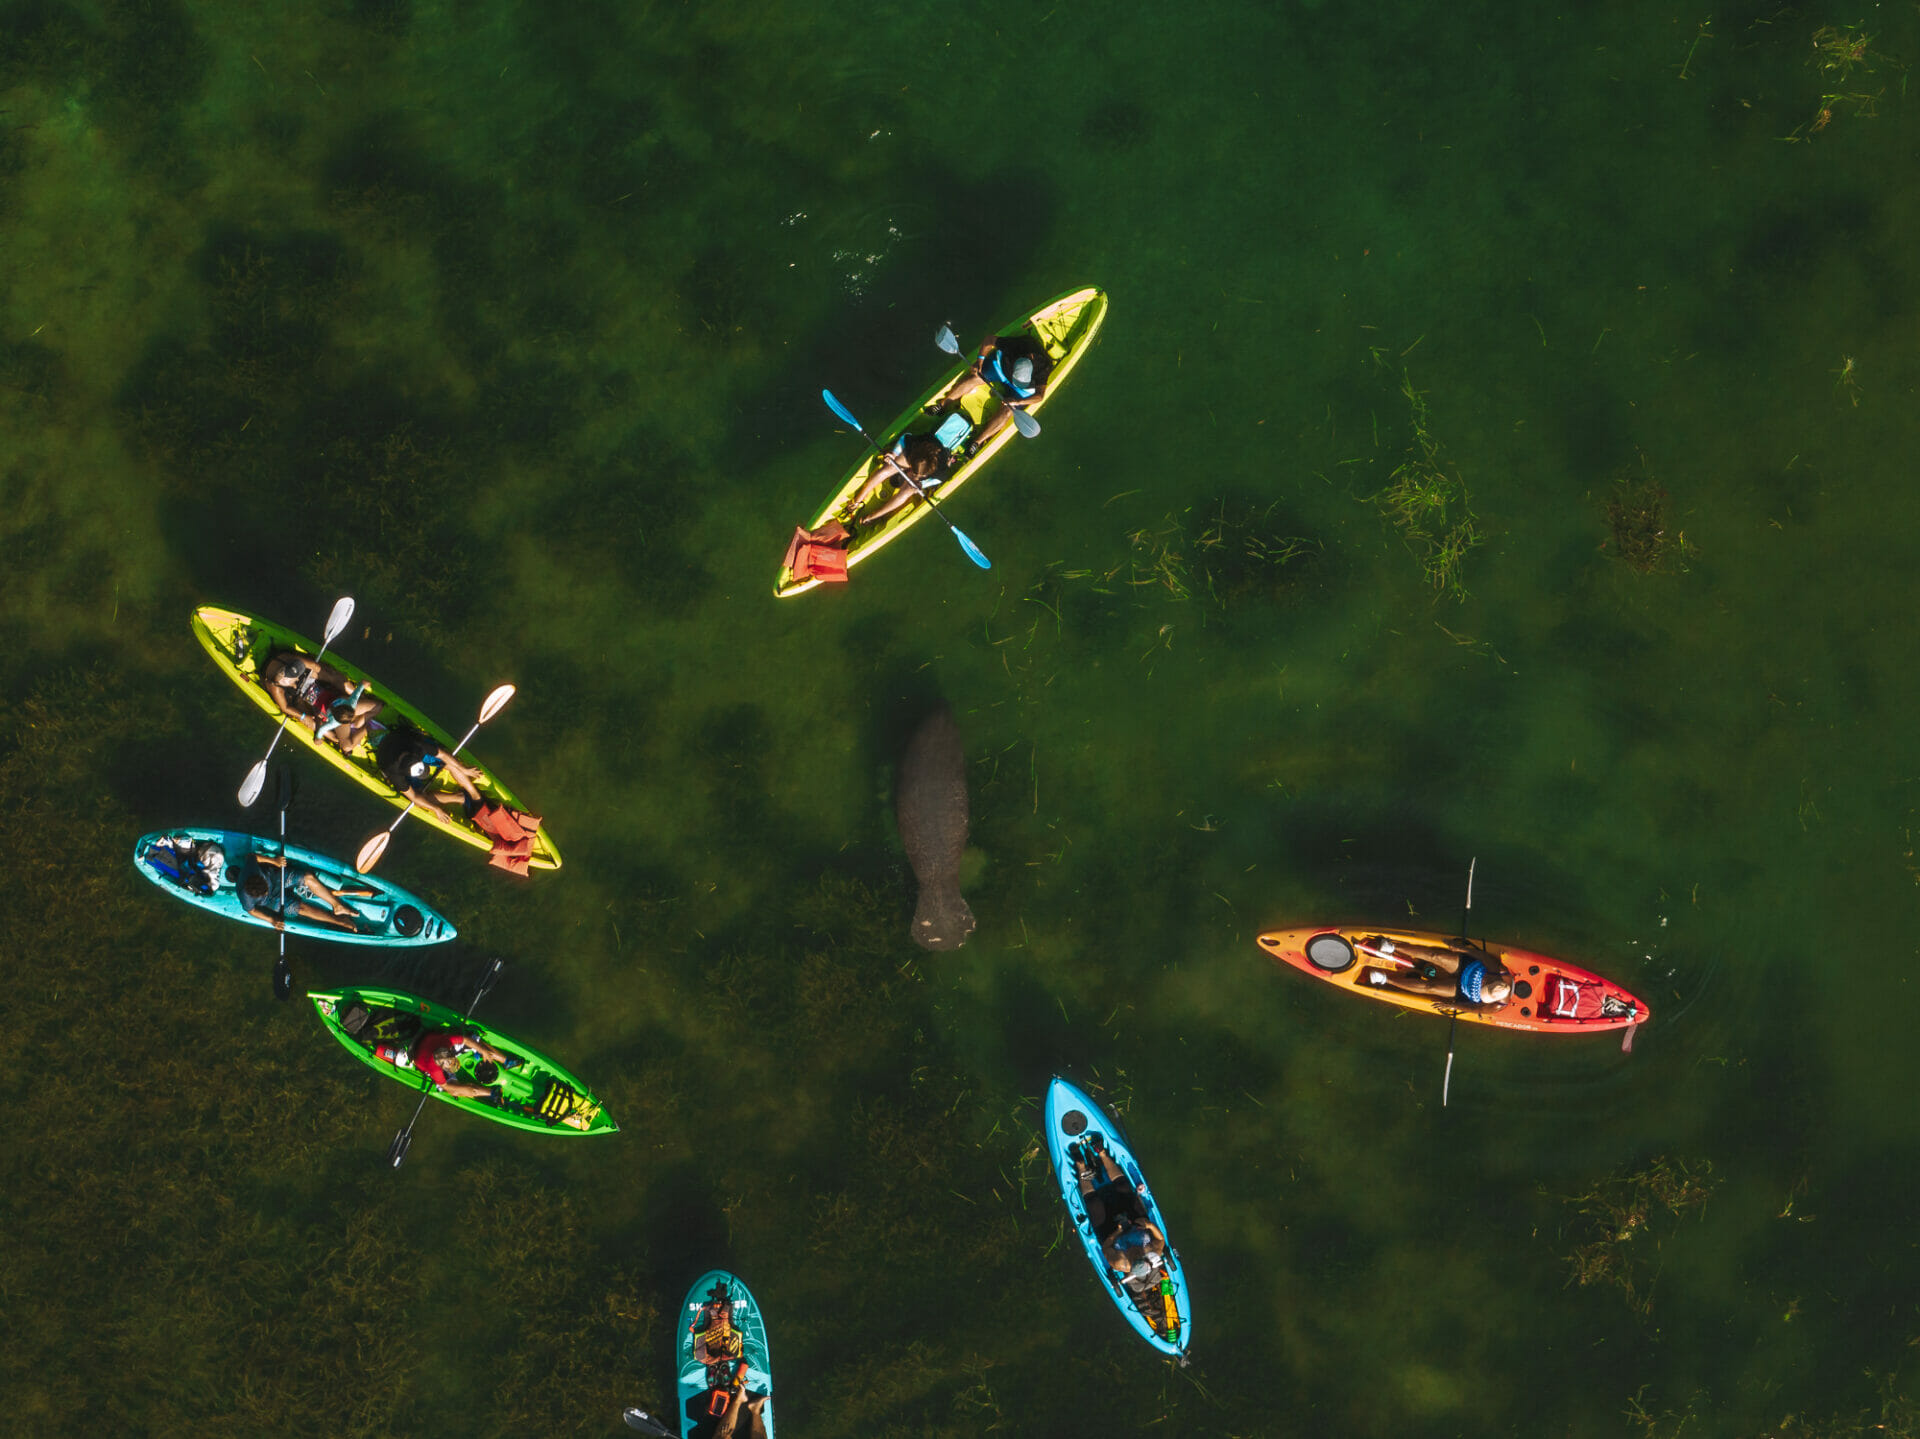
[267,682,305,722]
[255,852,288,871]
[444,756,485,803]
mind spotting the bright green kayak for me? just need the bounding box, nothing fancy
[310,987,615,1137]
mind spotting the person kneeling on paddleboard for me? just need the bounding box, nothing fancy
[687,1286,768,1439]
[1358,936,1515,1008]
[260,651,379,753]
[374,1028,517,1102]
[236,852,370,933]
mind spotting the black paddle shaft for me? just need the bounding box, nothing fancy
[389,959,506,1169]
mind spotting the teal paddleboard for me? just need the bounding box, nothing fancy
[675,1271,774,1439]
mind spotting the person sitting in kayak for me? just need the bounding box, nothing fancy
[1072,1136,1169,1289]
[236,852,372,933]
[841,427,959,530]
[951,333,1051,444]
[145,835,227,895]
[379,726,486,816]
[1358,936,1515,1008]
[260,651,380,752]
[371,1026,516,1101]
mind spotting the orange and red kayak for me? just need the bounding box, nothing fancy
[1256,926,1648,1036]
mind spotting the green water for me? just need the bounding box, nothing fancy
[7,1,1920,1434]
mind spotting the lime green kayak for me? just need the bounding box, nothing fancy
[192,605,560,871]
[310,987,615,1136]
[775,286,1108,597]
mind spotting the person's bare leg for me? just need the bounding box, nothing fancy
[859,482,921,526]
[291,899,358,931]
[300,874,359,918]
[1360,965,1460,999]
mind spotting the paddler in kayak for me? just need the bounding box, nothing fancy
[1358,935,1515,1008]
[951,333,1051,445]
[260,651,380,753]
[1071,1135,1170,1289]
[370,1024,517,1102]
[236,851,372,933]
[840,424,962,532]
[376,724,547,875]
[379,725,487,816]
[143,834,227,895]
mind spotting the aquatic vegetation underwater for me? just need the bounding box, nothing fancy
[1371,371,1483,602]
[1791,23,1902,140]
[1046,498,1320,613]
[1604,454,1698,575]
[1558,1155,1718,1316]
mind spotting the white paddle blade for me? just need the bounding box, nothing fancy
[354,830,392,873]
[934,324,962,355]
[1011,407,1042,438]
[477,682,516,724]
[238,760,268,807]
[323,595,356,643]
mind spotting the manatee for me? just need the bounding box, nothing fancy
[896,703,975,951]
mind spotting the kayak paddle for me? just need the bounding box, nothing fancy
[820,389,990,570]
[388,957,503,1169]
[621,1408,674,1437]
[355,683,516,873]
[935,324,1042,437]
[272,764,295,1001]
[239,595,355,807]
[1441,856,1475,1108]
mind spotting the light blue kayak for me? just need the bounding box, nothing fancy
[133,829,455,947]
[1043,1076,1192,1359]
[675,1270,774,1439]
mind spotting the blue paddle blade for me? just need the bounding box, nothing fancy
[821,388,862,433]
[1011,407,1042,439]
[935,324,962,355]
[952,527,991,570]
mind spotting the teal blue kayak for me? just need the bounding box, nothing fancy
[676,1271,774,1439]
[1044,1076,1192,1359]
[133,829,455,946]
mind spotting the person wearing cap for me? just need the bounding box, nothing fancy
[1357,935,1515,1008]
[393,736,488,816]
[952,333,1051,445]
[260,650,380,753]
[371,1026,515,1100]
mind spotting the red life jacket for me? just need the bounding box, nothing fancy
[783,523,851,584]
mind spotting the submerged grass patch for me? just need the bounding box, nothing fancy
[1371,371,1482,602]
[1604,453,1698,574]
[1559,1155,1717,1315]
[1063,498,1320,612]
